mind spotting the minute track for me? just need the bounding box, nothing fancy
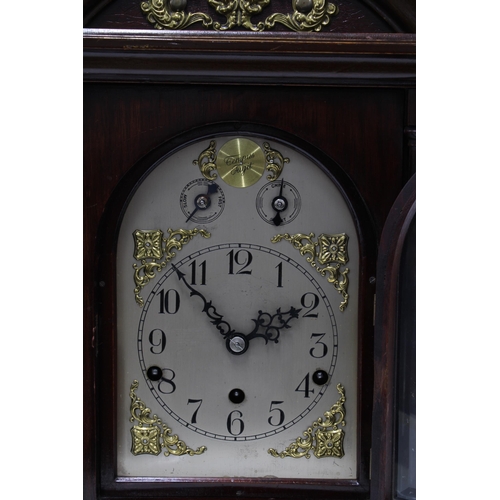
[138,243,338,441]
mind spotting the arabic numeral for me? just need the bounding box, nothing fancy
[149,328,166,354]
[295,373,315,398]
[227,410,244,436]
[268,401,285,427]
[187,399,203,424]
[189,259,206,285]
[227,249,253,275]
[276,262,283,288]
[157,368,176,394]
[157,288,180,314]
[309,332,328,358]
[301,292,319,318]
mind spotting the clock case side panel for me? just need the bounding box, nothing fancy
[94,122,377,499]
[370,174,415,500]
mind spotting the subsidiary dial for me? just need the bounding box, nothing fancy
[180,179,225,224]
[256,179,301,226]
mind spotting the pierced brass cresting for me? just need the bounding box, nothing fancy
[271,232,349,311]
[141,0,338,32]
[129,380,207,457]
[268,383,346,459]
[133,228,211,306]
[194,140,289,184]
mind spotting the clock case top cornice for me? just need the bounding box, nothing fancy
[83,30,415,87]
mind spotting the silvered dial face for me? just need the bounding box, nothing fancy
[138,244,337,440]
[116,134,359,480]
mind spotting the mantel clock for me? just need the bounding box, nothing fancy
[84,1,416,499]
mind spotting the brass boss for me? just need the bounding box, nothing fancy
[216,138,266,188]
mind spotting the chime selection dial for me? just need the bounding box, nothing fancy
[256,179,301,226]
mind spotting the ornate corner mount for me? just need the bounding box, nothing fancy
[263,142,289,181]
[133,228,211,306]
[193,140,218,181]
[268,383,346,459]
[271,232,349,311]
[130,380,207,457]
[194,140,290,184]
[141,0,339,32]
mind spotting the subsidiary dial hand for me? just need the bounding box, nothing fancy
[186,181,220,223]
[172,263,236,340]
[272,178,288,226]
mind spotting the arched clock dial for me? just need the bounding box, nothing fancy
[116,133,360,480]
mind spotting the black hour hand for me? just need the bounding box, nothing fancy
[246,306,301,344]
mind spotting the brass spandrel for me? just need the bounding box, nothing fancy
[133,228,211,306]
[271,232,350,311]
[268,383,346,459]
[129,381,207,457]
[263,142,290,181]
[193,140,218,181]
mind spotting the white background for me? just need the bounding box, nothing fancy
[2,3,498,498]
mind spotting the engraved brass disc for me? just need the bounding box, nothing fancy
[216,138,266,188]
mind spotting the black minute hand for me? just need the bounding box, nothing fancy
[172,263,235,339]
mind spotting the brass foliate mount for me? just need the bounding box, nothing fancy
[141,0,339,32]
[271,232,350,311]
[133,228,211,306]
[268,383,346,459]
[193,139,289,187]
[130,381,207,457]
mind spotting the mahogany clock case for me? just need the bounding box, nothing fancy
[84,90,415,499]
[83,1,416,499]
[92,123,376,498]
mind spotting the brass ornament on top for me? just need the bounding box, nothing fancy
[116,133,359,480]
[140,0,339,32]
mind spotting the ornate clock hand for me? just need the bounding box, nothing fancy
[172,263,236,340]
[225,305,302,355]
[172,263,251,355]
[185,182,220,222]
[226,305,302,355]
[271,178,288,226]
[246,306,301,344]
